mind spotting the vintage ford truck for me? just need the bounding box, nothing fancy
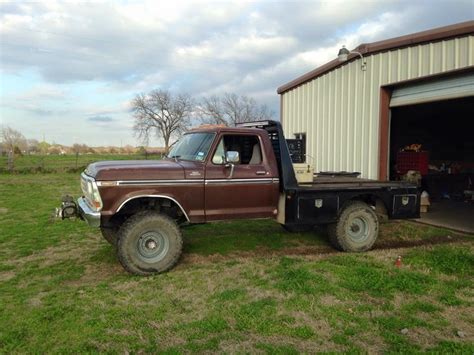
[57,121,419,275]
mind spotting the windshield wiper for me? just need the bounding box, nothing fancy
[169,155,181,162]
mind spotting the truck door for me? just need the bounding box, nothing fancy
[204,133,279,220]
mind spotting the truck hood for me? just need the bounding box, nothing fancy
[85,159,185,181]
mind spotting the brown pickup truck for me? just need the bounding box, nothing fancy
[57,121,419,275]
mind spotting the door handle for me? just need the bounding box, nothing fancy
[225,163,235,179]
[256,171,267,175]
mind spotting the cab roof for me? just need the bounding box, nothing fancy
[188,125,266,135]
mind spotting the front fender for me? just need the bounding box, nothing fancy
[100,188,190,222]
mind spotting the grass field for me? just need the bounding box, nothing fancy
[0,153,157,173]
[0,173,473,353]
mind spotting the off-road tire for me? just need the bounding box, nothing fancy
[100,227,118,246]
[282,224,313,233]
[327,201,379,252]
[117,211,183,275]
[327,223,343,250]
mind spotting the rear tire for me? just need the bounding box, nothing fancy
[117,211,183,275]
[327,201,379,252]
[327,224,343,251]
[100,227,118,246]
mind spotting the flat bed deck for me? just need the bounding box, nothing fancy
[296,175,413,191]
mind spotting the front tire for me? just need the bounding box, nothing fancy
[100,227,118,246]
[117,211,183,275]
[327,201,379,252]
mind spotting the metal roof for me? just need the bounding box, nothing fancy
[277,21,474,94]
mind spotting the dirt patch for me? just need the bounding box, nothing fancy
[405,327,445,349]
[219,333,346,353]
[16,233,102,267]
[291,310,334,338]
[0,207,8,214]
[319,295,343,307]
[351,333,387,355]
[406,325,472,350]
[180,236,472,267]
[180,246,336,265]
[374,234,472,250]
[0,270,16,282]
[29,291,49,307]
[440,306,474,341]
[179,252,229,265]
[65,262,123,287]
[368,241,474,269]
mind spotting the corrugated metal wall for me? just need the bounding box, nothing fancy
[281,35,474,179]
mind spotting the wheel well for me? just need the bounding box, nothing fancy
[348,194,389,220]
[108,196,188,228]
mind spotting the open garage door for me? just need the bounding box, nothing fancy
[389,75,474,233]
[390,71,474,107]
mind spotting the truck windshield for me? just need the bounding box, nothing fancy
[167,132,215,162]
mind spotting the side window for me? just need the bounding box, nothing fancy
[211,135,263,165]
[212,139,225,164]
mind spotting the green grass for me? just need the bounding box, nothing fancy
[0,153,160,174]
[0,173,473,353]
[406,246,474,276]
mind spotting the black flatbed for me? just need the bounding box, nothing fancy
[297,175,414,190]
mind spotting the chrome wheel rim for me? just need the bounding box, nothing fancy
[346,216,369,242]
[137,231,169,263]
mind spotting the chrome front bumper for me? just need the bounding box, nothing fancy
[77,197,101,228]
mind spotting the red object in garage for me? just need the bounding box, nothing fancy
[396,151,429,175]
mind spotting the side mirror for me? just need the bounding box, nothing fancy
[225,151,239,164]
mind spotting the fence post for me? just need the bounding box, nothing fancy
[7,150,14,172]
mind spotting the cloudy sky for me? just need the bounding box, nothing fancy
[0,0,472,146]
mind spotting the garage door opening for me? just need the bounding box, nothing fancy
[389,96,474,233]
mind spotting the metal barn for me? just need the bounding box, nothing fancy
[278,21,474,181]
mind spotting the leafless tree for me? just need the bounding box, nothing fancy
[131,89,194,153]
[72,143,89,154]
[198,93,273,126]
[1,126,27,153]
[27,139,39,154]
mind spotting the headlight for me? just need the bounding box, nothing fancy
[81,173,103,211]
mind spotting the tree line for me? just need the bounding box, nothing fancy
[1,90,273,156]
[132,90,273,153]
[0,127,142,157]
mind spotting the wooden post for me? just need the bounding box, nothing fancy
[7,150,14,172]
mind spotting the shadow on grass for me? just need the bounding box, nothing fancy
[180,219,471,258]
[181,219,330,256]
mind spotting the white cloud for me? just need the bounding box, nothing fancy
[1,0,472,145]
